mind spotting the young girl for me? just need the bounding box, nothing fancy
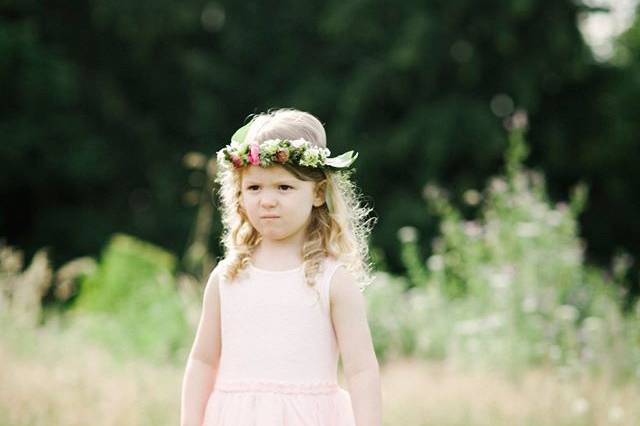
[180,108,382,425]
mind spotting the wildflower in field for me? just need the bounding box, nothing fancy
[608,406,624,423]
[426,255,444,272]
[571,397,589,416]
[462,189,481,206]
[397,226,418,243]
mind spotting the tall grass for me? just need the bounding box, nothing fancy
[2,318,638,425]
[0,313,181,426]
[365,118,640,383]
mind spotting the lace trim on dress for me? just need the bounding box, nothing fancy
[214,379,341,395]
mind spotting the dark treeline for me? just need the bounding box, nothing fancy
[1,1,639,296]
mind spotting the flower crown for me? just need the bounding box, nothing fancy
[216,119,358,170]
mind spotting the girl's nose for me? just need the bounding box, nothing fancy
[260,194,277,208]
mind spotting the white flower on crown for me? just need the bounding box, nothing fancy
[300,146,322,167]
[216,150,225,163]
[260,139,282,154]
[230,142,249,157]
[290,138,309,148]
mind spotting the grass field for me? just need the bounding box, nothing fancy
[2,317,638,426]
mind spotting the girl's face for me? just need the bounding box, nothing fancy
[240,165,325,244]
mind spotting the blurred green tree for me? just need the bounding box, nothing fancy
[0,0,638,297]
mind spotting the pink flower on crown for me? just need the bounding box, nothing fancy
[248,144,260,165]
[230,154,243,168]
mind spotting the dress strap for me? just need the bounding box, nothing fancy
[319,257,347,315]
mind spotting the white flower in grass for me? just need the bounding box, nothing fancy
[555,304,578,323]
[581,316,602,334]
[463,220,482,238]
[546,210,563,227]
[397,226,418,243]
[608,406,624,423]
[463,189,482,206]
[489,265,515,290]
[522,295,538,313]
[483,313,504,330]
[454,319,481,336]
[512,109,528,130]
[426,255,444,271]
[515,222,540,237]
[489,177,508,193]
[571,397,589,416]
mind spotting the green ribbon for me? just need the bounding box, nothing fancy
[325,192,334,213]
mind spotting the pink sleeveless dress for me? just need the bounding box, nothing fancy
[202,256,356,425]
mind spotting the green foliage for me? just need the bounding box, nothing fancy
[397,226,428,289]
[366,126,640,380]
[3,0,640,291]
[70,234,190,363]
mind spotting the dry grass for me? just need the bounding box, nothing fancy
[380,358,639,425]
[0,317,181,426]
[1,318,638,426]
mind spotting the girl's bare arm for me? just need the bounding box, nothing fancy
[180,268,222,426]
[330,267,382,426]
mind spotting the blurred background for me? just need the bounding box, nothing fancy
[2,0,640,424]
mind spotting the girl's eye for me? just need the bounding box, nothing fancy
[247,185,260,191]
[279,185,293,191]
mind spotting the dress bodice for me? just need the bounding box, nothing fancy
[215,256,344,385]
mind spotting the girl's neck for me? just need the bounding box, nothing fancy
[251,239,304,269]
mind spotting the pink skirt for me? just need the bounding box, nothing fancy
[202,380,356,426]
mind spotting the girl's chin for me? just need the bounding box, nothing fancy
[258,229,283,238]
[259,231,296,242]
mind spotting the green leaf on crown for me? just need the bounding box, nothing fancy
[325,151,358,169]
[231,118,254,146]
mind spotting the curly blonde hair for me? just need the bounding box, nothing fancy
[214,108,376,293]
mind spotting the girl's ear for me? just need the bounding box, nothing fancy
[313,180,327,207]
